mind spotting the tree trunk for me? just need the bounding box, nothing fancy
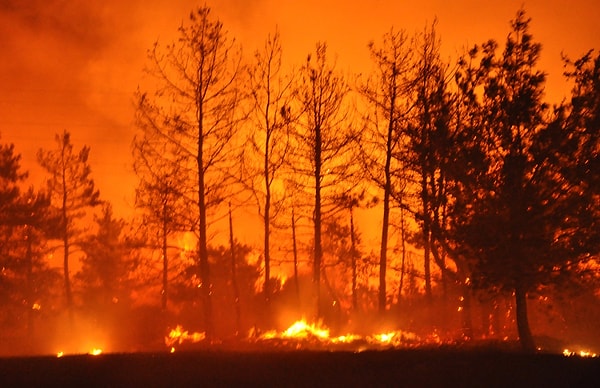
[161,210,168,311]
[314,126,322,319]
[263,133,271,305]
[398,205,407,305]
[515,285,535,351]
[25,227,34,346]
[421,175,432,302]
[461,287,473,340]
[229,203,242,336]
[61,172,73,314]
[197,124,213,338]
[292,208,300,307]
[379,120,393,313]
[350,205,357,311]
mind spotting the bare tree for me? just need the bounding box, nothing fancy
[291,43,356,318]
[136,6,243,336]
[245,29,294,305]
[133,129,189,311]
[358,29,414,313]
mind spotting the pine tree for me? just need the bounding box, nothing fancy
[37,130,101,313]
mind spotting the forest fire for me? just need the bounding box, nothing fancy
[0,4,599,388]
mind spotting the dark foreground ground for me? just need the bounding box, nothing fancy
[1,348,599,387]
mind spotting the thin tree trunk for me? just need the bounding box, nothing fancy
[314,126,322,319]
[398,205,407,305]
[292,208,300,307]
[421,174,432,302]
[380,129,392,314]
[229,203,242,336]
[61,169,73,314]
[197,115,212,338]
[25,227,34,345]
[350,205,357,311]
[461,286,473,340]
[263,131,271,305]
[161,209,168,311]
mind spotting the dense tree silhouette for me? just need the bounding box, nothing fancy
[439,10,600,351]
[404,22,454,303]
[77,204,135,310]
[0,144,60,347]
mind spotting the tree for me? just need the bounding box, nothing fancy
[136,6,244,336]
[441,10,597,350]
[0,142,60,347]
[0,140,27,226]
[13,188,61,341]
[358,29,414,312]
[404,22,454,303]
[133,129,189,311]
[291,43,356,318]
[245,29,293,305]
[560,49,600,243]
[77,204,134,310]
[37,130,101,314]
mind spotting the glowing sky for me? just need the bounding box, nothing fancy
[0,0,598,217]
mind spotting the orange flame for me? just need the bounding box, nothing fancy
[251,319,431,349]
[165,325,206,348]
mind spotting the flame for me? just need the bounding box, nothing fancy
[56,351,64,358]
[281,320,329,339]
[563,348,598,358]
[89,348,103,356]
[165,325,206,348]
[251,319,429,349]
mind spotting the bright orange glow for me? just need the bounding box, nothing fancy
[89,348,103,356]
[251,319,434,350]
[563,348,598,358]
[165,325,206,348]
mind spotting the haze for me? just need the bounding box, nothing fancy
[1,0,598,217]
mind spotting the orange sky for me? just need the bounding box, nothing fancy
[0,0,598,221]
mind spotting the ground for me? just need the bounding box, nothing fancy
[0,348,599,387]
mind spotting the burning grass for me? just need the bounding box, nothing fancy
[165,318,447,352]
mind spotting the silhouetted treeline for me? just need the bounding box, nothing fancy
[0,7,598,355]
